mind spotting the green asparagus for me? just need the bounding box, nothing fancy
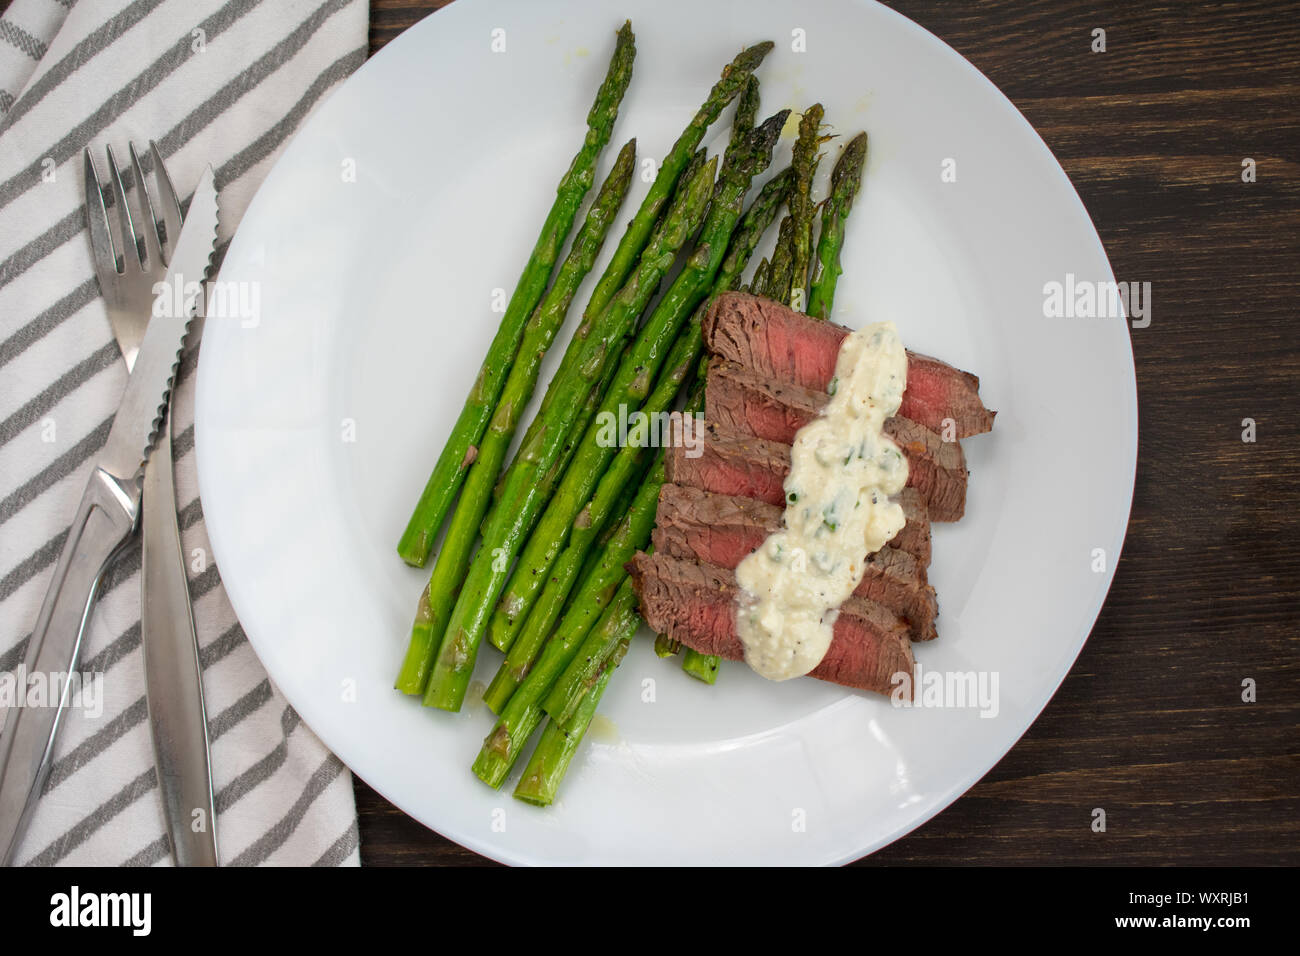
[681,651,721,684]
[472,469,661,786]
[726,74,760,160]
[422,155,718,711]
[807,131,868,320]
[787,103,824,311]
[482,324,699,712]
[513,637,630,807]
[764,213,795,304]
[495,42,774,523]
[748,256,771,296]
[430,118,786,714]
[654,635,682,657]
[394,140,636,694]
[480,440,651,713]
[481,147,707,538]
[396,22,636,567]
[544,578,640,723]
[481,114,787,676]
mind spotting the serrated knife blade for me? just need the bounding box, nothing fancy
[100,167,219,483]
[0,168,219,865]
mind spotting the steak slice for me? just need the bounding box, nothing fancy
[652,484,938,641]
[667,419,966,523]
[627,553,915,696]
[702,291,996,438]
[665,422,789,507]
[886,417,968,522]
[705,358,970,521]
[662,428,933,564]
[704,357,825,445]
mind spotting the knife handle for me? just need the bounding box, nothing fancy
[0,466,137,865]
[141,411,218,866]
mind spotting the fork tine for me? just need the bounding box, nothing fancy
[128,143,164,270]
[104,144,143,272]
[150,141,184,267]
[84,149,121,290]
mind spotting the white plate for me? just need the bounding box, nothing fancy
[196,0,1136,865]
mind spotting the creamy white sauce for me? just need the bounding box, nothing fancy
[734,321,909,680]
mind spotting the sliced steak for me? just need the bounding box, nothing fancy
[884,416,968,523]
[664,422,789,507]
[654,480,931,571]
[663,428,933,564]
[667,418,966,522]
[704,357,826,445]
[627,553,915,697]
[702,291,996,438]
[705,358,970,521]
[653,484,938,641]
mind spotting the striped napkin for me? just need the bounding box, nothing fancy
[0,0,369,866]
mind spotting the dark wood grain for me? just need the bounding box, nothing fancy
[358,0,1300,866]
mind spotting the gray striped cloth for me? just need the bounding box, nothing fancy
[0,0,369,865]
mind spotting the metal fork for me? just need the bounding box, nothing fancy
[85,142,218,866]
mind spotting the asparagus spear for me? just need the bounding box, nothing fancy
[395,140,637,694]
[525,207,780,784]
[481,148,707,538]
[681,651,721,684]
[748,256,771,296]
[481,439,652,713]
[654,635,682,657]
[422,155,718,711]
[430,118,786,714]
[764,214,795,304]
[473,471,660,787]
[496,42,774,520]
[395,22,636,567]
[482,116,787,670]
[727,74,760,160]
[482,321,698,712]
[807,131,868,320]
[787,103,825,311]
[544,578,639,724]
[513,637,630,807]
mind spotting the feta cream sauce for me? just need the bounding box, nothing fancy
[734,321,910,680]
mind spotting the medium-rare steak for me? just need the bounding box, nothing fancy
[666,419,966,523]
[702,291,996,438]
[662,431,933,563]
[883,416,968,523]
[704,358,970,521]
[627,553,916,697]
[652,483,938,641]
[664,422,789,507]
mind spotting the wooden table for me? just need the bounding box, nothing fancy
[358,0,1300,865]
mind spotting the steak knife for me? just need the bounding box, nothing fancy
[0,168,219,865]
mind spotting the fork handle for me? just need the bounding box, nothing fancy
[0,467,136,864]
[141,409,218,866]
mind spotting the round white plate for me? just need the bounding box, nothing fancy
[196,0,1137,865]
